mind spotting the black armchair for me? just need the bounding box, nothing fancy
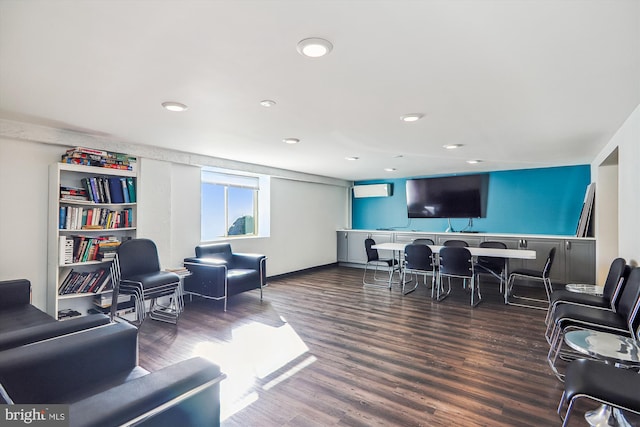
[183,243,267,311]
[0,321,225,427]
[0,278,111,351]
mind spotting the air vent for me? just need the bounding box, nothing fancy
[353,184,392,198]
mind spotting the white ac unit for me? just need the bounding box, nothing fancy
[352,183,392,198]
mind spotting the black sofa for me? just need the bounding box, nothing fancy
[0,279,110,351]
[0,320,225,427]
[183,243,266,311]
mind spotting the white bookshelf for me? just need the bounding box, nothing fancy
[47,163,137,319]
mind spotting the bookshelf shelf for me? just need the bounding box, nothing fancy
[48,161,137,319]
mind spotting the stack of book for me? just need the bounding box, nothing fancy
[60,186,89,202]
[59,206,134,230]
[58,267,111,295]
[61,147,137,171]
[97,238,121,261]
[93,291,131,309]
[78,176,136,204]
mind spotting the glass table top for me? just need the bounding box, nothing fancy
[564,329,640,364]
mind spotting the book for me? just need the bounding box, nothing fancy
[108,177,125,203]
[120,178,130,203]
[126,177,136,203]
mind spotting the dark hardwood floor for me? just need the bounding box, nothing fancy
[137,266,596,426]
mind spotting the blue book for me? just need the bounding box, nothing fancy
[108,177,125,203]
[120,178,130,203]
[59,206,66,229]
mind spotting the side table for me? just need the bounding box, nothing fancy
[165,267,192,313]
[564,329,640,427]
[565,283,604,296]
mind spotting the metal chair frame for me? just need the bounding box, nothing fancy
[437,247,480,307]
[401,243,436,295]
[506,247,556,310]
[474,241,508,294]
[362,238,399,288]
[546,270,640,380]
[110,248,181,325]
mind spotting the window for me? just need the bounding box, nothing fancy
[201,168,268,240]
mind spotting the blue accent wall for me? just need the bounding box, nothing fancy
[352,165,591,235]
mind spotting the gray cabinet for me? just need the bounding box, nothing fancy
[336,230,595,285]
[435,234,484,247]
[564,239,596,284]
[394,233,436,245]
[518,238,565,283]
[337,231,349,262]
[345,231,393,264]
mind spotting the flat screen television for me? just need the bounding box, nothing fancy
[406,174,489,218]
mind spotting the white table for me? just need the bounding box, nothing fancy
[372,242,536,303]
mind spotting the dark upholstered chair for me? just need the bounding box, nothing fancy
[183,243,266,311]
[412,238,435,246]
[437,247,480,307]
[545,258,629,337]
[558,359,640,427]
[442,239,468,247]
[507,247,556,309]
[0,278,111,351]
[547,267,640,380]
[401,243,436,296]
[0,321,225,427]
[111,238,181,325]
[474,241,508,293]
[362,238,398,287]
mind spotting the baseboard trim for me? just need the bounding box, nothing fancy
[267,263,339,281]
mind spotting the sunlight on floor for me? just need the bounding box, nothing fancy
[192,316,315,421]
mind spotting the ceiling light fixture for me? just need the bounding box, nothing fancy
[161,101,188,112]
[466,159,483,164]
[345,156,359,161]
[260,100,276,107]
[296,38,333,58]
[443,144,464,149]
[283,138,300,144]
[400,113,424,122]
[384,168,397,172]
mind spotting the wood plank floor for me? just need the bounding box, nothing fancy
[137,266,597,426]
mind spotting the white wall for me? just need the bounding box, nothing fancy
[0,125,350,311]
[591,103,640,271]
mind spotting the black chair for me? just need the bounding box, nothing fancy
[110,238,181,325]
[363,238,398,287]
[437,247,480,306]
[557,359,640,427]
[412,238,434,246]
[547,267,640,380]
[474,241,508,294]
[545,258,629,336]
[443,240,468,247]
[401,243,436,296]
[506,247,556,309]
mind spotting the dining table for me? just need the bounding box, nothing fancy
[371,241,537,303]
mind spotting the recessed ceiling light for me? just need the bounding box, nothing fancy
[161,101,188,112]
[297,38,333,58]
[400,113,424,122]
[260,100,276,107]
[345,156,359,161]
[393,154,404,158]
[384,168,397,172]
[466,159,483,164]
[283,138,300,144]
[443,144,464,149]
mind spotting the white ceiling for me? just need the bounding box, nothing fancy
[1,0,639,181]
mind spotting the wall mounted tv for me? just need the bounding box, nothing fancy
[406,174,489,218]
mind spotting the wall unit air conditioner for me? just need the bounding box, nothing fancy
[352,183,392,198]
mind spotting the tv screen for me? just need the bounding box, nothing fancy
[406,174,489,218]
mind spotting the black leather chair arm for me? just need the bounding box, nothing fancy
[0,279,31,309]
[0,313,111,351]
[233,253,266,270]
[69,357,225,427]
[183,259,227,284]
[0,322,138,404]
